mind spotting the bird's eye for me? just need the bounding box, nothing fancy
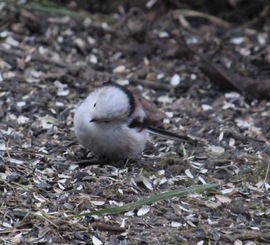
[93,103,96,107]
[103,120,111,123]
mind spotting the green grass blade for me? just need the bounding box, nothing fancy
[75,184,219,217]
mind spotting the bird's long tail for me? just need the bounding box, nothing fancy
[129,118,196,145]
[146,126,195,145]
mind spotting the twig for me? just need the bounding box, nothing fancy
[91,222,126,232]
[172,36,244,92]
[0,46,79,71]
[93,69,172,91]
[222,230,270,242]
[6,135,11,159]
[0,148,49,156]
[171,9,231,28]
[240,5,269,29]
[263,157,270,184]
[73,159,106,167]
[0,46,171,91]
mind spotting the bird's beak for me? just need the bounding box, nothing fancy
[90,117,110,123]
[89,118,104,123]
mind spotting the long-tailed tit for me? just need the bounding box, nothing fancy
[74,83,193,160]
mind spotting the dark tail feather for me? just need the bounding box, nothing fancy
[129,118,196,145]
[146,126,196,145]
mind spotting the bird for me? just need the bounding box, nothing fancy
[74,83,193,161]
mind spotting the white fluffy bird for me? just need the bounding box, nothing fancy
[74,83,192,160]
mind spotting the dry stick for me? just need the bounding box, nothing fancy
[171,9,231,28]
[0,228,32,235]
[240,5,269,29]
[263,158,270,184]
[243,154,270,186]
[91,222,126,232]
[173,36,244,92]
[0,149,49,156]
[93,69,172,91]
[6,135,11,159]
[0,46,77,70]
[111,7,143,32]
[0,46,171,91]
[73,159,106,167]
[222,230,270,242]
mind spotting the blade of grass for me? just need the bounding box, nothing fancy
[74,184,219,217]
[25,1,83,18]
[1,0,87,18]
